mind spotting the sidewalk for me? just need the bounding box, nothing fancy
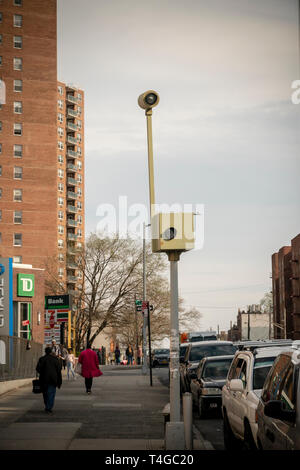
[0,366,210,450]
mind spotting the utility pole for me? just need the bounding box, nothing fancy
[142,222,149,375]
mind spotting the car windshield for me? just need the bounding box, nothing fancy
[190,344,237,362]
[202,359,233,380]
[190,335,217,342]
[253,357,276,390]
[154,349,169,355]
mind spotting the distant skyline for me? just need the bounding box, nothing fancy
[57,0,300,332]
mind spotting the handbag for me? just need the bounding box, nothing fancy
[32,378,42,394]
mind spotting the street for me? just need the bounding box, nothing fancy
[155,366,224,450]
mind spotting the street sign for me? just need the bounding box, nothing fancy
[45,295,70,310]
[135,300,142,312]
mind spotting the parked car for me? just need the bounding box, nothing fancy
[222,341,294,450]
[190,355,235,418]
[256,348,300,450]
[180,341,237,394]
[151,349,170,367]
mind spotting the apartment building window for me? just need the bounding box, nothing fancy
[58,141,64,150]
[14,36,22,49]
[58,225,64,235]
[0,143,2,153]
[77,106,81,115]
[77,229,82,238]
[77,201,82,210]
[77,174,82,183]
[14,57,22,71]
[58,113,63,123]
[14,79,22,92]
[77,161,82,170]
[14,101,22,114]
[58,253,64,261]
[58,85,63,95]
[14,14,22,27]
[58,239,64,249]
[58,154,63,164]
[77,242,82,249]
[14,144,22,157]
[0,56,2,66]
[13,256,22,264]
[0,34,2,45]
[0,210,2,221]
[77,133,82,143]
[0,13,2,24]
[14,210,22,223]
[77,120,82,129]
[77,188,82,197]
[58,99,63,109]
[0,188,2,199]
[58,127,64,137]
[58,183,64,192]
[78,215,82,224]
[77,147,82,157]
[58,267,64,278]
[58,210,63,220]
[0,122,2,132]
[13,189,22,201]
[58,168,64,178]
[14,233,22,246]
[77,93,82,101]
[14,123,22,135]
[14,0,23,6]
[0,165,2,176]
[58,197,63,206]
[14,166,22,179]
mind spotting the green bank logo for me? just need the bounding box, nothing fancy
[17,274,35,297]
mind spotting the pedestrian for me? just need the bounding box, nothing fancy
[66,348,76,380]
[51,339,60,358]
[114,345,121,365]
[78,342,103,394]
[36,346,62,414]
[61,344,68,370]
[137,346,142,365]
[126,344,134,366]
[96,348,101,365]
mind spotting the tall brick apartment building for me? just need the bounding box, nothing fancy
[272,234,300,340]
[0,1,85,298]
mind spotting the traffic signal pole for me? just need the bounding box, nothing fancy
[142,222,149,375]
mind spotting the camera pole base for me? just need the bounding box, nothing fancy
[165,421,185,450]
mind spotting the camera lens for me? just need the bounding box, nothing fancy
[145,93,157,106]
[162,227,177,241]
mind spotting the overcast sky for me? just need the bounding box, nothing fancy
[57,0,300,333]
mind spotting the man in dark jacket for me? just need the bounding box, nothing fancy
[36,347,62,414]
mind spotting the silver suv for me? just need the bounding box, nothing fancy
[256,347,300,450]
[222,341,294,450]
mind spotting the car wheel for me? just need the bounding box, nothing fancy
[242,421,257,451]
[198,396,206,419]
[223,410,241,451]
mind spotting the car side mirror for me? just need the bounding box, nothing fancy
[229,379,244,392]
[264,400,296,423]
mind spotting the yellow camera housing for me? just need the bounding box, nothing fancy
[151,212,195,253]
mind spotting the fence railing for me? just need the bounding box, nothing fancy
[0,336,43,382]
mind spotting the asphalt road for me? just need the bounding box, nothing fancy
[153,366,225,450]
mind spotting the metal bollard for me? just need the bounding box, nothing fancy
[183,392,193,450]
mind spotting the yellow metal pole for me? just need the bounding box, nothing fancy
[146,109,156,219]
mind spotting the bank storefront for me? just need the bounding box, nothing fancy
[0,258,45,382]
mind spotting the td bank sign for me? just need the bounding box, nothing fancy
[17,274,35,297]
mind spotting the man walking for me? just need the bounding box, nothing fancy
[36,347,62,414]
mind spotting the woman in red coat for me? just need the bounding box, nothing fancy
[78,342,103,394]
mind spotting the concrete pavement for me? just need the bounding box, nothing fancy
[0,365,211,450]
